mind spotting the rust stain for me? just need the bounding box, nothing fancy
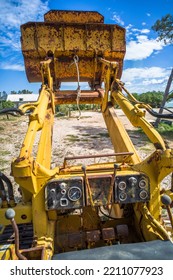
[15,156,26,163]
[45,113,51,120]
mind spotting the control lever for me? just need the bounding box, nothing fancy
[5,208,27,260]
[107,163,119,205]
[161,194,173,228]
[82,165,95,208]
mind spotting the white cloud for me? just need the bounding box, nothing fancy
[0,63,24,71]
[140,29,150,34]
[142,22,146,26]
[130,28,150,35]
[112,13,124,26]
[0,0,49,29]
[122,67,169,80]
[0,1,49,51]
[121,67,171,93]
[0,0,49,71]
[125,24,151,39]
[142,78,166,85]
[146,13,151,17]
[125,35,165,60]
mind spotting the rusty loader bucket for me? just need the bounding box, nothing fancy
[20,10,126,89]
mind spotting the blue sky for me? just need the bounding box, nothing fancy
[0,0,173,94]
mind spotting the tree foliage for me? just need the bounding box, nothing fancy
[132,91,163,108]
[152,14,173,44]
[10,89,33,94]
[0,91,7,100]
[0,100,14,110]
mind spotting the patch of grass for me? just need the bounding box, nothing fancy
[81,138,89,142]
[0,126,4,131]
[0,150,11,156]
[98,132,110,138]
[157,122,173,134]
[64,135,80,142]
[0,137,5,143]
[138,146,153,151]
[0,158,9,166]
[81,133,90,137]
[0,116,17,122]
[90,135,99,139]
[14,144,21,149]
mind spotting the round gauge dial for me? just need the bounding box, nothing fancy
[139,190,148,200]
[139,179,147,188]
[118,181,126,190]
[68,186,82,202]
[119,192,127,201]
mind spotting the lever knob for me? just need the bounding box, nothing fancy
[82,165,86,172]
[161,194,172,206]
[5,208,15,220]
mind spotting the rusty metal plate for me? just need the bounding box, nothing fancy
[86,230,101,243]
[54,90,102,105]
[44,10,104,24]
[102,227,115,241]
[86,175,112,206]
[56,232,84,250]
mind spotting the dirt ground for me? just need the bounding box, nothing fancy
[0,109,172,191]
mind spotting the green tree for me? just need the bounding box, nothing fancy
[132,91,163,108]
[152,14,173,44]
[0,91,7,100]
[19,89,33,94]
[0,100,14,110]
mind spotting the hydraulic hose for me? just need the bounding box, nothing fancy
[0,108,24,116]
[0,178,6,201]
[0,172,14,201]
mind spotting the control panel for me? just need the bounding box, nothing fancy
[45,173,150,211]
[45,177,84,210]
[86,175,112,206]
[114,174,150,203]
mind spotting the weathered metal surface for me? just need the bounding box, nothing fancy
[86,230,100,243]
[102,227,115,241]
[63,152,133,168]
[0,224,33,250]
[0,204,32,226]
[44,10,104,23]
[54,90,102,105]
[21,11,125,87]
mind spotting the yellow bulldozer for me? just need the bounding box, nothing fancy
[0,10,173,260]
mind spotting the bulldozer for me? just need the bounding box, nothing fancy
[0,10,173,260]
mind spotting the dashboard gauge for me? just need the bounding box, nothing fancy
[139,179,147,189]
[119,192,127,201]
[139,190,148,200]
[118,181,126,190]
[68,186,82,202]
[45,177,84,210]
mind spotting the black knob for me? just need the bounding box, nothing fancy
[114,164,119,169]
[161,194,172,206]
